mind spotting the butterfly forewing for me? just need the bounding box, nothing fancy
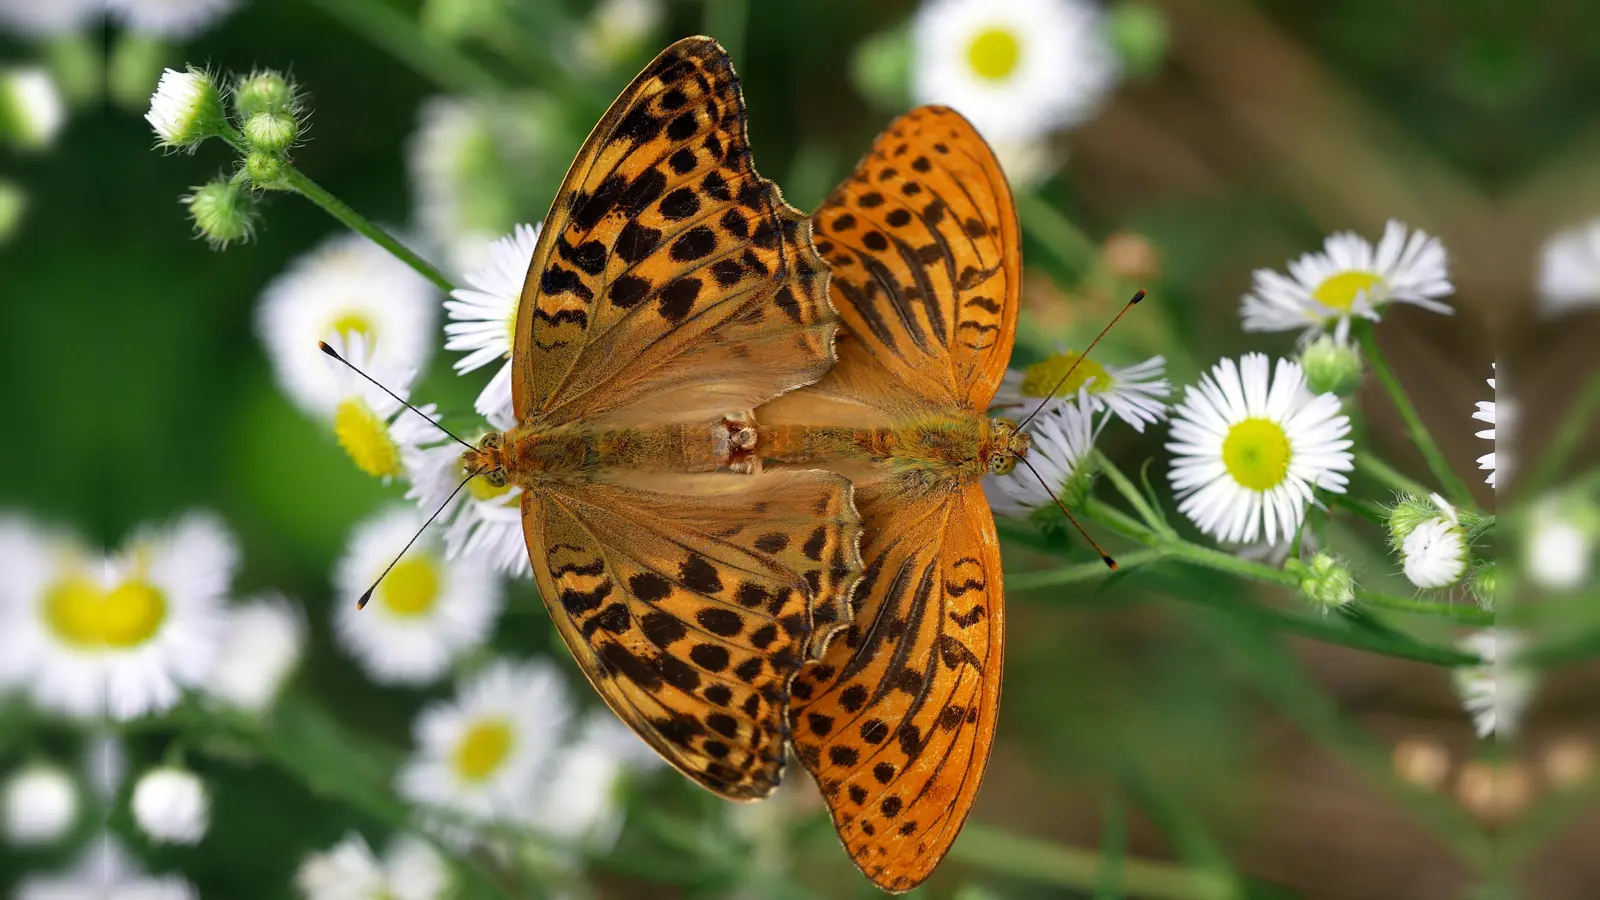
[811,106,1019,412]
[513,36,835,427]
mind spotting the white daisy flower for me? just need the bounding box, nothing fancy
[1524,494,1596,592]
[1,763,78,846]
[574,0,666,72]
[295,831,451,900]
[203,594,307,713]
[993,351,1169,432]
[0,67,66,150]
[1454,630,1532,740]
[106,0,239,38]
[525,711,658,849]
[16,834,197,900]
[0,0,102,37]
[145,67,224,149]
[333,506,503,686]
[1474,365,1496,489]
[912,0,1120,144]
[986,390,1099,517]
[131,766,209,845]
[1400,494,1467,590]
[1538,219,1600,314]
[1167,354,1354,545]
[406,418,530,578]
[397,658,570,833]
[256,230,437,420]
[445,222,541,423]
[1240,220,1454,341]
[0,512,234,721]
[324,331,443,482]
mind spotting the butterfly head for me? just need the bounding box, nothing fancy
[985,418,1030,476]
[462,431,510,488]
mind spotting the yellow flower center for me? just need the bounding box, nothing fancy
[453,718,514,781]
[1311,271,1384,312]
[45,575,168,648]
[327,312,376,341]
[1019,352,1112,398]
[1222,418,1292,491]
[378,557,440,617]
[334,398,403,479]
[967,26,1022,82]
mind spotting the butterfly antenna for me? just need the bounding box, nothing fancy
[1019,456,1117,570]
[318,341,476,451]
[357,467,483,610]
[1017,289,1146,430]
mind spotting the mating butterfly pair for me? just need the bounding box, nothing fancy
[460,37,1023,893]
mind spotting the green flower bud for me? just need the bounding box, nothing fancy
[0,180,26,244]
[144,67,226,150]
[243,151,286,188]
[1108,1,1169,79]
[1299,335,1364,396]
[1469,561,1500,610]
[183,177,258,249]
[1287,551,1354,610]
[0,67,65,151]
[851,25,912,112]
[242,110,298,155]
[234,70,297,119]
[1388,492,1448,549]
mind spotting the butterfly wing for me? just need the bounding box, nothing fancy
[790,479,1003,892]
[512,36,835,427]
[523,470,862,800]
[809,105,1019,412]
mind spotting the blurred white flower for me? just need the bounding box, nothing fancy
[989,136,1064,188]
[0,0,101,37]
[994,352,1169,433]
[0,67,66,150]
[986,390,1099,517]
[445,221,541,423]
[1,763,78,846]
[525,711,658,849]
[333,506,503,686]
[1400,494,1467,590]
[1240,220,1453,342]
[131,766,209,845]
[1454,630,1532,740]
[1538,218,1600,315]
[204,594,307,713]
[1524,493,1596,592]
[107,0,239,38]
[145,67,223,149]
[256,231,437,420]
[1167,355,1352,545]
[0,512,233,721]
[296,832,450,900]
[323,331,444,482]
[574,0,665,72]
[17,834,197,900]
[1474,365,1496,489]
[912,0,1119,143]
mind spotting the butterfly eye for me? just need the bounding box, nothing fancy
[485,469,508,488]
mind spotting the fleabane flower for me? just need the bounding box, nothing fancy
[256,231,437,420]
[1,763,79,846]
[522,711,660,849]
[1524,493,1597,592]
[1475,365,1496,489]
[145,68,224,149]
[574,0,666,72]
[131,766,209,845]
[1167,354,1353,545]
[445,222,541,423]
[107,0,239,38]
[16,834,197,900]
[324,331,441,482]
[333,506,503,686]
[1240,220,1453,341]
[912,0,1120,144]
[296,832,451,900]
[994,352,1169,432]
[1538,219,1600,315]
[203,594,307,713]
[0,67,66,150]
[1454,630,1532,740]
[986,390,1099,519]
[1400,493,1468,590]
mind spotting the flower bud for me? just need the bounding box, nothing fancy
[1299,334,1364,396]
[243,150,286,188]
[183,177,258,249]
[1386,492,1444,548]
[144,67,225,150]
[234,69,296,119]
[131,766,210,845]
[242,110,298,155]
[0,67,65,150]
[1469,561,1500,609]
[1286,551,1354,610]
[1107,1,1168,79]
[1,763,78,846]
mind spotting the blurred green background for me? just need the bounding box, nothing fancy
[3,0,1598,898]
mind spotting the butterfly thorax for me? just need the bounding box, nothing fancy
[761,414,1028,484]
[464,416,759,487]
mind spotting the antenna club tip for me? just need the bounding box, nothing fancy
[318,340,338,357]
[1103,556,1118,570]
[356,589,373,610]
[1130,289,1146,304]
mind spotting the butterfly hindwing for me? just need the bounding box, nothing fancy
[513,36,835,427]
[523,471,862,801]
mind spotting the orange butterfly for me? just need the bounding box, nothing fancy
[757,106,1024,891]
[460,37,862,801]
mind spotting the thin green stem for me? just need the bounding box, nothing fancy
[311,0,504,93]
[1354,587,1493,625]
[1094,449,1175,537]
[1354,451,1434,502]
[1095,793,1127,900]
[1017,192,1100,275]
[280,167,455,293]
[701,0,749,66]
[949,824,1238,900]
[1525,370,1600,494]
[1356,323,1474,509]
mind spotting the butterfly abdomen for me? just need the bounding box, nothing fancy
[759,424,897,466]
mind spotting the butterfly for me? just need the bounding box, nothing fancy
[756,106,1023,891]
[460,36,863,802]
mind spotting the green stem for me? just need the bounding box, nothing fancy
[1094,449,1175,536]
[280,167,456,293]
[1524,370,1600,494]
[1354,451,1434,502]
[1356,323,1474,509]
[311,0,504,93]
[949,824,1238,900]
[1017,192,1101,276]
[701,0,749,66]
[1095,793,1127,900]
[1354,587,1493,625]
